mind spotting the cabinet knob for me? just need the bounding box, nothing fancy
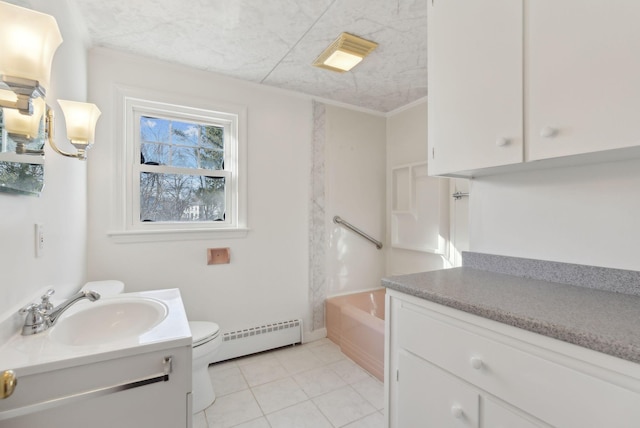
[540,127,557,138]
[470,356,483,370]
[495,137,509,147]
[451,405,464,419]
[1,370,17,399]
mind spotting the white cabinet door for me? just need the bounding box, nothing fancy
[483,397,546,428]
[398,350,479,427]
[526,0,640,161]
[428,0,523,176]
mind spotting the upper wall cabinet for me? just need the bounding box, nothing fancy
[526,1,640,161]
[427,0,523,176]
[428,0,640,177]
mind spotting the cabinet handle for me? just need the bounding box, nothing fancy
[451,405,464,419]
[540,127,557,138]
[495,137,509,147]
[1,370,17,399]
[470,356,484,370]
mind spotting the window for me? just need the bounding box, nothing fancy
[111,91,247,242]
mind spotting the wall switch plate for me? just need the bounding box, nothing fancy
[207,248,230,265]
[35,223,44,257]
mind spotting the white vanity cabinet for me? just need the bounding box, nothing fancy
[427,0,640,177]
[0,345,191,428]
[385,290,640,427]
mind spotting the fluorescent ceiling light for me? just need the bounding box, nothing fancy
[313,32,378,73]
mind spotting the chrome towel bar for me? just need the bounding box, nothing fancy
[333,216,383,250]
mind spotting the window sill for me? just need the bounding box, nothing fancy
[107,227,250,243]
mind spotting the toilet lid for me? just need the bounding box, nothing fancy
[189,321,220,347]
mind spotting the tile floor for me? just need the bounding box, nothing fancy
[193,338,385,428]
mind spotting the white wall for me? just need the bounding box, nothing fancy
[87,49,312,334]
[386,101,450,275]
[469,158,640,271]
[0,0,89,339]
[324,105,386,296]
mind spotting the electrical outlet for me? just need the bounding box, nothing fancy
[35,223,44,257]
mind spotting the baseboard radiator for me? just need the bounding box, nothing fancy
[211,319,303,363]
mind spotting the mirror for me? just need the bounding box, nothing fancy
[0,108,45,196]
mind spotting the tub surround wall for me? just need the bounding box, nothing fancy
[0,0,90,341]
[323,105,387,297]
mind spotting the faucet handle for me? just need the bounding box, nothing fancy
[39,289,55,312]
[19,303,47,335]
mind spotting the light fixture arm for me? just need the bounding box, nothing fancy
[45,107,86,160]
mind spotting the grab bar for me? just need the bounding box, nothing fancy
[333,216,383,250]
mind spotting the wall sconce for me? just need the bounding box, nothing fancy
[0,1,101,160]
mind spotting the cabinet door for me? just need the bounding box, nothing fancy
[483,397,547,428]
[427,0,523,176]
[398,350,479,427]
[526,1,640,160]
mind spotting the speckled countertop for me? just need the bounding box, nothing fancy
[382,266,640,364]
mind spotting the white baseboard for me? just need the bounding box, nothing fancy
[303,328,327,344]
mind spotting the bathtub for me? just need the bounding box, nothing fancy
[325,289,385,381]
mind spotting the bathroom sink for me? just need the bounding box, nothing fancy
[50,297,168,346]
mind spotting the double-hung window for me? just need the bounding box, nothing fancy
[112,93,247,241]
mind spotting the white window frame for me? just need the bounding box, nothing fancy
[109,87,248,243]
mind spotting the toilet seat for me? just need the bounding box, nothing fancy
[190,321,220,347]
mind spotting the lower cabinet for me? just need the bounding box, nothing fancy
[398,351,479,427]
[385,290,640,428]
[0,346,192,428]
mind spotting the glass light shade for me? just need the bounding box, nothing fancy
[3,97,45,138]
[0,2,63,91]
[324,50,363,72]
[58,100,101,146]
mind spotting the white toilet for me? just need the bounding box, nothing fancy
[78,281,222,413]
[189,321,222,413]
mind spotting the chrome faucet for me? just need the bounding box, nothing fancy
[19,289,101,335]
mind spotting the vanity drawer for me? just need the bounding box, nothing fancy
[397,302,640,428]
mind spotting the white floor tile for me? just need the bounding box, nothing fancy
[231,417,271,428]
[302,337,333,348]
[313,386,376,428]
[351,376,384,410]
[208,360,239,374]
[266,401,333,428]
[192,411,209,428]
[275,346,324,375]
[240,358,289,387]
[293,366,347,398]
[343,411,384,428]
[252,377,308,414]
[236,351,277,367]
[204,389,263,428]
[307,342,346,364]
[209,365,249,397]
[329,359,371,385]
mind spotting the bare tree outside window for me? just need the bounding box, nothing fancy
[138,116,226,222]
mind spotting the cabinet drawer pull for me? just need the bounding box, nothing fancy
[451,404,464,419]
[470,356,484,370]
[495,137,509,147]
[1,370,17,399]
[540,127,557,138]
